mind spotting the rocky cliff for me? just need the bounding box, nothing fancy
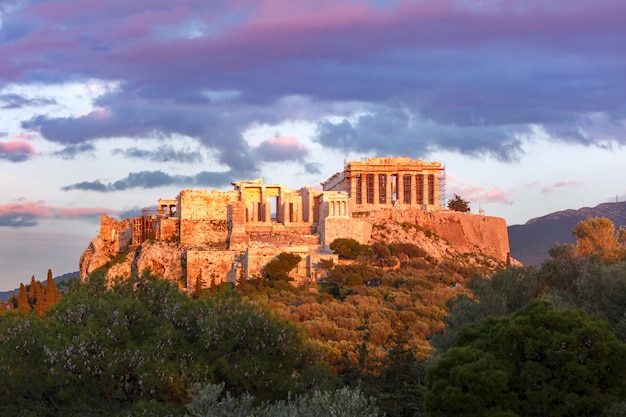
[80,206,512,288]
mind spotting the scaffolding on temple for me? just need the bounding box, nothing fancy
[438,164,447,208]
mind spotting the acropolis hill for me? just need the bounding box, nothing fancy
[79,157,512,290]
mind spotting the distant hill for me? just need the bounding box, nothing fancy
[508,201,626,266]
[0,271,79,302]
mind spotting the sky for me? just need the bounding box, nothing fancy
[1,0,626,290]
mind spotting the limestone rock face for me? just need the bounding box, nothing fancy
[81,240,184,284]
[78,201,513,288]
[79,214,131,277]
[134,241,184,282]
[364,207,514,269]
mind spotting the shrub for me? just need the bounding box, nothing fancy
[263,253,302,281]
[330,238,372,260]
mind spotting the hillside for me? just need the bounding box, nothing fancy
[508,201,626,265]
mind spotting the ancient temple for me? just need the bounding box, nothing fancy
[321,157,445,211]
[84,157,466,288]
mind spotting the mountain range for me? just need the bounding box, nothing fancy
[508,201,626,266]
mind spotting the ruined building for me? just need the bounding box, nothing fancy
[80,157,511,290]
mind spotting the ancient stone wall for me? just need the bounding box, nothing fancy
[156,218,179,241]
[186,250,240,291]
[244,246,311,285]
[99,214,132,253]
[320,217,372,247]
[178,189,239,245]
[227,201,248,250]
[178,189,239,220]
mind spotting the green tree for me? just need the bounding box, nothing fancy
[0,271,328,416]
[329,238,372,260]
[263,252,302,282]
[574,261,626,342]
[447,194,470,213]
[431,267,539,354]
[371,242,397,267]
[538,243,584,294]
[426,300,626,417]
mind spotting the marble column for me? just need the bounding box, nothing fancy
[373,172,380,205]
[397,172,404,204]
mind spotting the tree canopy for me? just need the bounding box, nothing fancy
[0,272,328,416]
[426,300,626,417]
[447,194,471,212]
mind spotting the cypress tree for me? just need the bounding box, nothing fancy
[45,269,60,308]
[16,283,30,313]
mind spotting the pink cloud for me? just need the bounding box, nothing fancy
[542,179,586,194]
[554,180,586,188]
[0,198,119,221]
[447,175,511,204]
[8,0,623,82]
[254,135,309,162]
[0,140,37,162]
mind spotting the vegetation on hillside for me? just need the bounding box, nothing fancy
[3,217,626,416]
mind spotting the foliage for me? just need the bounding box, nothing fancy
[3,269,62,315]
[0,271,327,416]
[263,252,302,282]
[426,300,626,417]
[388,242,427,259]
[574,261,626,341]
[371,241,397,267]
[538,243,584,293]
[572,216,626,262]
[447,193,471,212]
[431,267,539,354]
[329,238,372,260]
[185,384,383,417]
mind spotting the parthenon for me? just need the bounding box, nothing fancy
[322,157,445,211]
[84,157,463,288]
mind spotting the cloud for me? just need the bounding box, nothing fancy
[0,93,57,109]
[542,179,587,194]
[304,162,322,175]
[315,108,525,162]
[452,186,511,205]
[254,136,309,162]
[3,0,626,168]
[52,142,96,159]
[0,198,117,228]
[111,145,203,163]
[0,140,37,162]
[447,175,511,204]
[61,169,236,192]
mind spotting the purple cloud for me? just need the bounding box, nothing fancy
[61,169,236,192]
[254,136,309,162]
[2,0,626,169]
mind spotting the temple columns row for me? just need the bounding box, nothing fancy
[350,172,437,206]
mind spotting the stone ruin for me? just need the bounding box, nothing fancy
[80,157,511,291]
